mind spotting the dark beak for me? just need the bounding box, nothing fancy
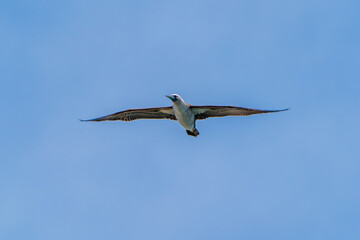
[165,95,175,102]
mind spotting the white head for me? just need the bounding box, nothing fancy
[165,94,184,103]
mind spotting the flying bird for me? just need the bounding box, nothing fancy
[81,94,288,137]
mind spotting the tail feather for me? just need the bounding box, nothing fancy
[186,128,199,137]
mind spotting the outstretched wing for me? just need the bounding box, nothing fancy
[191,105,288,120]
[81,107,176,122]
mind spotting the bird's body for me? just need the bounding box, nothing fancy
[171,96,195,131]
[81,94,288,137]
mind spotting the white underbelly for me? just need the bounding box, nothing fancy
[175,110,195,130]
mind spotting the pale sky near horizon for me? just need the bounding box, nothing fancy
[1,0,360,239]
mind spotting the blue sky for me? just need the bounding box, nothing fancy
[1,0,360,239]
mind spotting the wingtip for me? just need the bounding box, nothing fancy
[266,108,289,113]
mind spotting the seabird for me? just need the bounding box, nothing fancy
[81,94,288,137]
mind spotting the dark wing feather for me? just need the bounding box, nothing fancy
[191,105,288,120]
[81,107,176,122]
